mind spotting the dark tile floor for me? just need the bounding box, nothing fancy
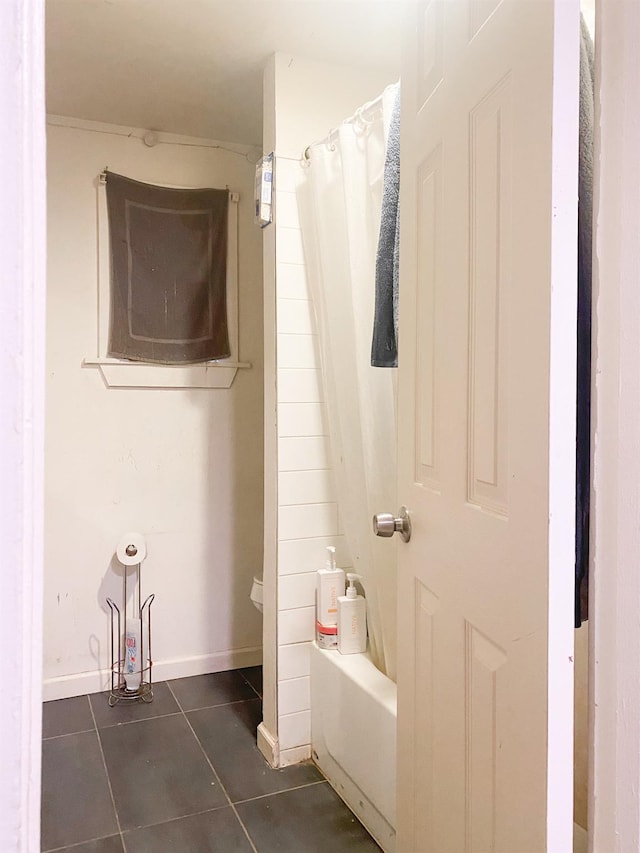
[41,667,381,852]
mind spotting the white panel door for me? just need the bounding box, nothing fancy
[396,2,579,851]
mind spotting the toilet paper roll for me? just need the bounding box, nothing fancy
[116,532,147,566]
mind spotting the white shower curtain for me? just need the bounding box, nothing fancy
[298,85,398,680]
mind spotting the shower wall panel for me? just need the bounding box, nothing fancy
[263,53,395,766]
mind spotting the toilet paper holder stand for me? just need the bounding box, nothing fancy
[106,549,155,706]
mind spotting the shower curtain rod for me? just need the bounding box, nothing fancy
[302,85,393,161]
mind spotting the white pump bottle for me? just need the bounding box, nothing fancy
[337,573,367,655]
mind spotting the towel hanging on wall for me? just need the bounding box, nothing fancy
[106,171,230,364]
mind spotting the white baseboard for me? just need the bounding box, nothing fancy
[257,724,310,769]
[257,722,279,768]
[43,646,262,702]
[280,745,311,766]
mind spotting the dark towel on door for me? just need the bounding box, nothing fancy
[371,85,401,368]
[106,171,230,364]
[575,17,594,626]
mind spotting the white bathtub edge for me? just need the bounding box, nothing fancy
[310,643,397,853]
[317,745,396,853]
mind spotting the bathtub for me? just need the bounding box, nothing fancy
[310,644,397,852]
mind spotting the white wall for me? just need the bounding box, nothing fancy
[44,119,264,699]
[261,54,395,766]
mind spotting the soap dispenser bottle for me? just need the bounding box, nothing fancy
[337,573,367,655]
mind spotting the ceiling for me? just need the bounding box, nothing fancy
[46,0,404,145]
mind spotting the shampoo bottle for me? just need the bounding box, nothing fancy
[316,546,345,627]
[337,573,367,655]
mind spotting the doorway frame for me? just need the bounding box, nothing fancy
[1,0,638,850]
[0,0,46,849]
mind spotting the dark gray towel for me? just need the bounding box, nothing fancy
[371,86,401,368]
[575,16,594,626]
[106,171,230,364]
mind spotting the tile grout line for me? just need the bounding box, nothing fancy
[87,695,128,853]
[166,681,259,853]
[175,694,261,714]
[90,710,183,729]
[233,778,327,806]
[101,804,231,838]
[238,671,263,701]
[42,830,124,853]
[85,691,261,732]
[42,727,96,741]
